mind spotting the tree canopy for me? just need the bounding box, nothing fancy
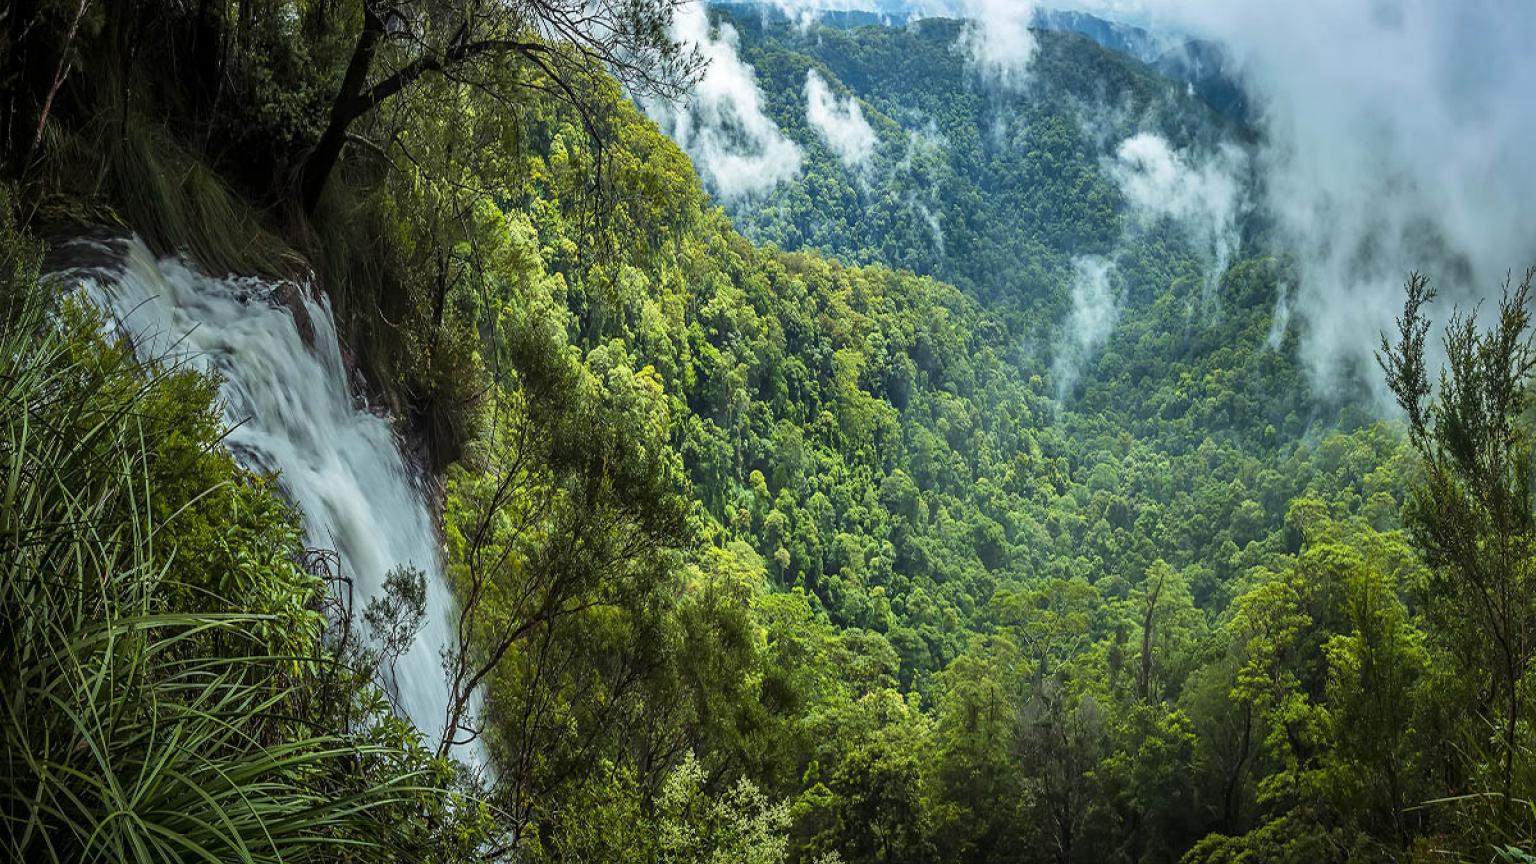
[5,2,1536,862]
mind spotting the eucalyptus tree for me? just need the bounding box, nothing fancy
[299,0,704,214]
[1379,270,1536,800]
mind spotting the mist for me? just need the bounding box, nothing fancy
[645,5,803,200]
[805,69,879,166]
[955,0,1040,88]
[1082,0,1536,393]
[660,0,1536,400]
[1109,132,1244,300]
[1053,255,1119,400]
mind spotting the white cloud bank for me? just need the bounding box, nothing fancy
[1103,0,1536,391]
[1054,255,1119,399]
[805,69,879,166]
[1110,132,1245,297]
[766,0,855,29]
[646,6,803,200]
[954,0,1040,90]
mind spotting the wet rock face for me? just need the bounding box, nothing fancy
[40,228,131,278]
[45,227,324,352]
[271,281,317,349]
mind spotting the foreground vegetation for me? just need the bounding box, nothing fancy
[0,204,486,861]
[5,2,1536,862]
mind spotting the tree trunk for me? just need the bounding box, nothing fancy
[1137,568,1165,701]
[25,0,82,161]
[3,0,43,177]
[1505,666,1518,802]
[1222,704,1251,830]
[298,3,383,215]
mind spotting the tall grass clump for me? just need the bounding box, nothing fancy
[0,201,481,863]
[39,112,297,280]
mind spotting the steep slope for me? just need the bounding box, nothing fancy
[9,2,1523,862]
[707,8,1242,312]
[625,8,1364,646]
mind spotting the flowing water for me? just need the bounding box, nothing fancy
[61,235,473,758]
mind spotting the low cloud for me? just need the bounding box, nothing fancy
[954,0,1040,90]
[895,124,950,256]
[1265,281,1292,350]
[766,0,847,29]
[805,70,879,167]
[914,201,945,256]
[1054,255,1119,400]
[1094,0,1536,395]
[645,6,803,200]
[1110,132,1244,298]
[657,0,1536,400]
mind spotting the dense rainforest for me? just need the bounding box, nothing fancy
[3,1,1536,863]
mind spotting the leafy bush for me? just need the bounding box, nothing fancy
[0,203,476,863]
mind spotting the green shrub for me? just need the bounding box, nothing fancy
[0,200,479,863]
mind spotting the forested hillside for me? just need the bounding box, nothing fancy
[704,6,1243,314]
[4,2,1536,863]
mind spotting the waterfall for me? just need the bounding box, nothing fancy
[62,235,476,760]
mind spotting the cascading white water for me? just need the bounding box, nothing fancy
[63,235,474,759]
